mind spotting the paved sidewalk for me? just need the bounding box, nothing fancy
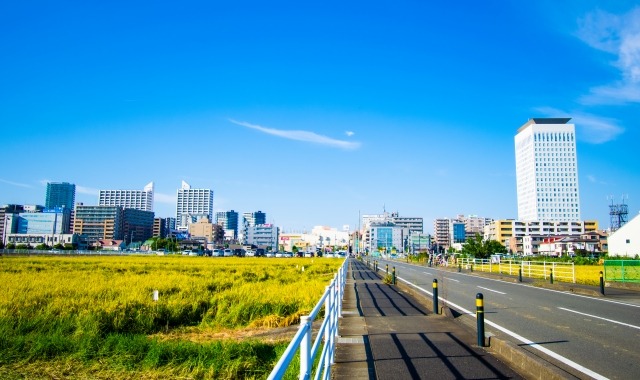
[332,259,522,380]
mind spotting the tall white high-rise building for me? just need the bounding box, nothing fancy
[175,181,214,230]
[99,182,154,212]
[515,118,580,222]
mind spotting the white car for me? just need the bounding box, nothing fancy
[275,252,284,258]
[245,250,256,257]
[223,249,234,257]
[266,252,275,258]
[212,249,224,257]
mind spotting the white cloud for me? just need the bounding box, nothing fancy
[535,107,624,144]
[345,131,355,137]
[577,7,640,104]
[0,179,33,188]
[229,119,361,150]
[155,192,176,204]
[76,185,99,196]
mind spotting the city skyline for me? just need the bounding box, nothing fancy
[1,1,639,233]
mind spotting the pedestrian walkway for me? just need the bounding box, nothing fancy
[332,259,522,380]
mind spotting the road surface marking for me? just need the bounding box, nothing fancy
[396,276,609,380]
[478,286,506,295]
[446,278,460,282]
[399,263,640,309]
[558,307,640,330]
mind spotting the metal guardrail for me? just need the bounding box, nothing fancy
[458,258,575,283]
[604,260,640,283]
[268,258,348,380]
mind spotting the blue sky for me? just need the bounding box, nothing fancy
[1,1,639,233]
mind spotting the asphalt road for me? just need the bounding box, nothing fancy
[374,258,640,380]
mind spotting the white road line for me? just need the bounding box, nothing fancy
[558,307,640,330]
[445,278,460,283]
[396,275,609,380]
[478,286,506,295]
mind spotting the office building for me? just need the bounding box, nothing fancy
[17,207,71,235]
[189,217,215,242]
[246,223,279,251]
[99,182,154,212]
[45,182,76,210]
[176,181,213,230]
[73,205,124,246]
[241,211,266,243]
[368,221,406,255]
[515,118,580,222]
[216,210,239,240]
[122,208,154,244]
[391,215,423,234]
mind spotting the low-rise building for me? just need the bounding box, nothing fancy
[6,233,85,250]
[485,219,599,255]
[608,213,640,257]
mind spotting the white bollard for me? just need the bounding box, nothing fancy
[152,290,159,302]
[302,266,305,272]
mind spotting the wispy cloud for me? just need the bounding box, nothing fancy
[535,107,624,144]
[577,7,640,104]
[76,186,99,196]
[587,175,608,185]
[345,131,355,137]
[155,192,176,204]
[0,179,33,188]
[229,119,361,150]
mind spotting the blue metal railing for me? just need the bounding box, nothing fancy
[268,258,348,380]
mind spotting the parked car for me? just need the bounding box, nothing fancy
[245,250,256,257]
[256,248,266,257]
[223,249,234,257]
[212,249,224,257]
[233,248,246,257]
[304,251,314,258]
[266,251,275,258]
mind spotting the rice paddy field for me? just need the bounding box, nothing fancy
[0,255,343,379]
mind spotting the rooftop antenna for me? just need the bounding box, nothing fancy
[608,194,629,232]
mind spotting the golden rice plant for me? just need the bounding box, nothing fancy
[0,255,343,379]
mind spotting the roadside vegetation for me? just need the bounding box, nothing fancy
[0,255,342,379]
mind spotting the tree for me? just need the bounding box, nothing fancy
[35,243,49,250]
[6,243,15,250]
[461,233,507,259]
